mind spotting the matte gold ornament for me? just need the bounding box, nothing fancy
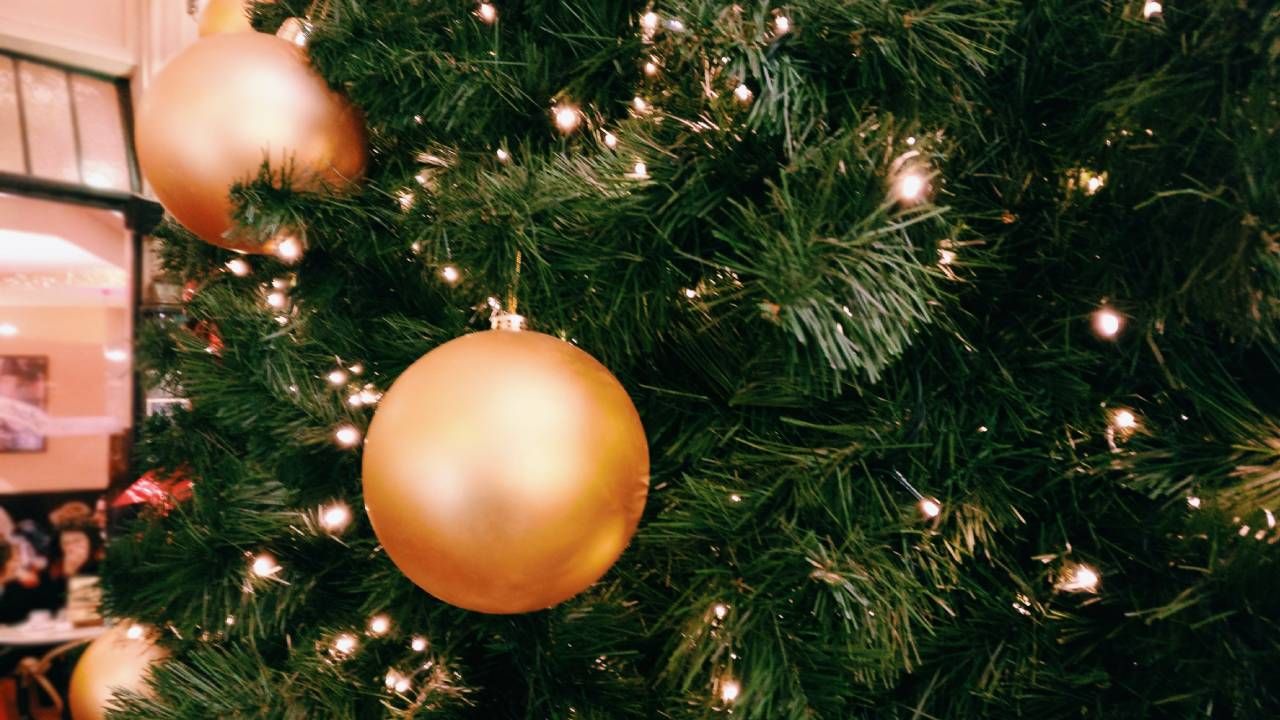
[197,0,263,36]
[69,624,168,720]
[362,328,649,614]
[135,32,366,253]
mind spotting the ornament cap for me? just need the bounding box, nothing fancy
[276,17,314,48]
[490,311,527,332]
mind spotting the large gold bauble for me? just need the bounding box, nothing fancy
[69,624,168,720]
[362,330,650,614]
[134,32,366,253]
[197,0,261,36]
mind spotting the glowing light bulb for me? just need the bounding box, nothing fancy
[1111,408,1137,431]
[734,84,753,103]
[920,498,942,518]
[496,148,510,163]
[603,131,618,149]
[553,104,582,133]
[332,633,358,656]
[320,502,352,533]
[125,624,145,640]
[720,678,741,703]
[774,15,791,34]
[1187,496,1201,509]
[225,258,251,276]
[666,18,685,32]
[1143,0,1162,19]
[411,636,428,652]
[906,136,917,146]
[251,553,281,578]
[683,288,698,299]
[1058,564,1100,592]
[349,363,364,375]
[385,669,400,689]
[1266,508,1276,529]
[641,11,659,31]
[334,425,362,447]
[1092,307,1123,338]
[632,96,650,113]
[394,676,411,693]
[397,189,415,211]
[894,171,927,203]
[369,614,391,636]
[225,615,236,626]
[729,493,742,503]
[0,323,17,337]
[644,60,659,76]
[477,2,497,23]
[629,161,649,179]
[327,369,349,386]
[938,248,957,265]
[441,265,461,285]
[275,234,304,263]
[266,290,288,310]
[713,603,728,620]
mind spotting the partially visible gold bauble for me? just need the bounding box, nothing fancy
[70,624,168,720]
[135,32,366,253]
[198,0,268,36]
[362,329,650,614]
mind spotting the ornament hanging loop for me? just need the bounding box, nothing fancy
[489,249,526,331]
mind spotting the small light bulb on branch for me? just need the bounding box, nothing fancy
[369,614,391,636]
[327,369,349,386]
[1092,307,1124,339]
[334,424,362,447]
[251,552,281,578]
[496,148,511,163]
[628,161,649,179]
[274,233,304,264]
[641,11,659,32]
[332,633,358,656]
[633,96,650,113]
[734,84,753,103]
[1143,1,1162,19]
[1057,563,1100,593]
[397,189,415,211]
[1187,496,1201,509]
[553,103,582,134]
[719,678,741,703]
[266,290,288,310]
[225,258,251,276]
[644,59,660,77]
[1111,408,1137,431]
[320,502,352,533]
[774,14,791,35]
[712,603,728,620]
[441,265,461,285]
[603,131,619,149]
[920,498,942,518]
[893,170,928,204]
[411,636,428,652]
[476,2,497,23]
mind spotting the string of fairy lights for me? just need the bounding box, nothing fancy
[156,0,1275,708]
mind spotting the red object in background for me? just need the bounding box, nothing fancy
[190,320,223,355]
[111,468,193,514]
[181,279,200,303]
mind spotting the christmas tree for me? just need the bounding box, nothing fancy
[101,0,1280,718]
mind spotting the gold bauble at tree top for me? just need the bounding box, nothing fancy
[362,327,649,614]
[198,0,271,36]
[134,32,366,253]
[70,623,169,720]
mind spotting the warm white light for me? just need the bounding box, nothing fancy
[225,258,251,276]
[496,148,511,163]
[666,18,685,32]
[397,189,415,211]
[359,386,382,405]
[411,636,428,652]
[1266,508,1276,529]
[641,11,659,31]
[713,603,728,620]
[938,248,957,265]
[774,15,791,34]
[644,60,659,76]
[1111,408,1137,431]
[1187,496,1201,509]
[477,2,497,23]
[394,676,411,693]
[553,104,582,133]
[729,493,742,503]
[332,633,358,656]
[275,235,304,264]
[920,498,942,518]
[1058,564,1100,592]
[320,502,352,533]
[251,553,281,578]
[720,679,741,703]
[603,131,619,149]
[906,136,917,146]
[266,290,288,310]
[441,265,461,284]
[369,614,391,636]
[334,425,362,447]
[894,171,927,202]
[125,624,145,640]
[225,615,236,626]
[1092,307,1123,338]
[1085,175,1103,194]
[0,323,18,337]
[632,96,650,113]
[683,288,698,299]
[1143,1,1162,19]
[384,669,400,689]
[734,84,753,103]
[629,161,649,179]
[104,348,129,363]
[349,363,365,375]
[328,369,349,386]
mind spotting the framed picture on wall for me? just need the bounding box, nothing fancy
[0,356,48,453]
